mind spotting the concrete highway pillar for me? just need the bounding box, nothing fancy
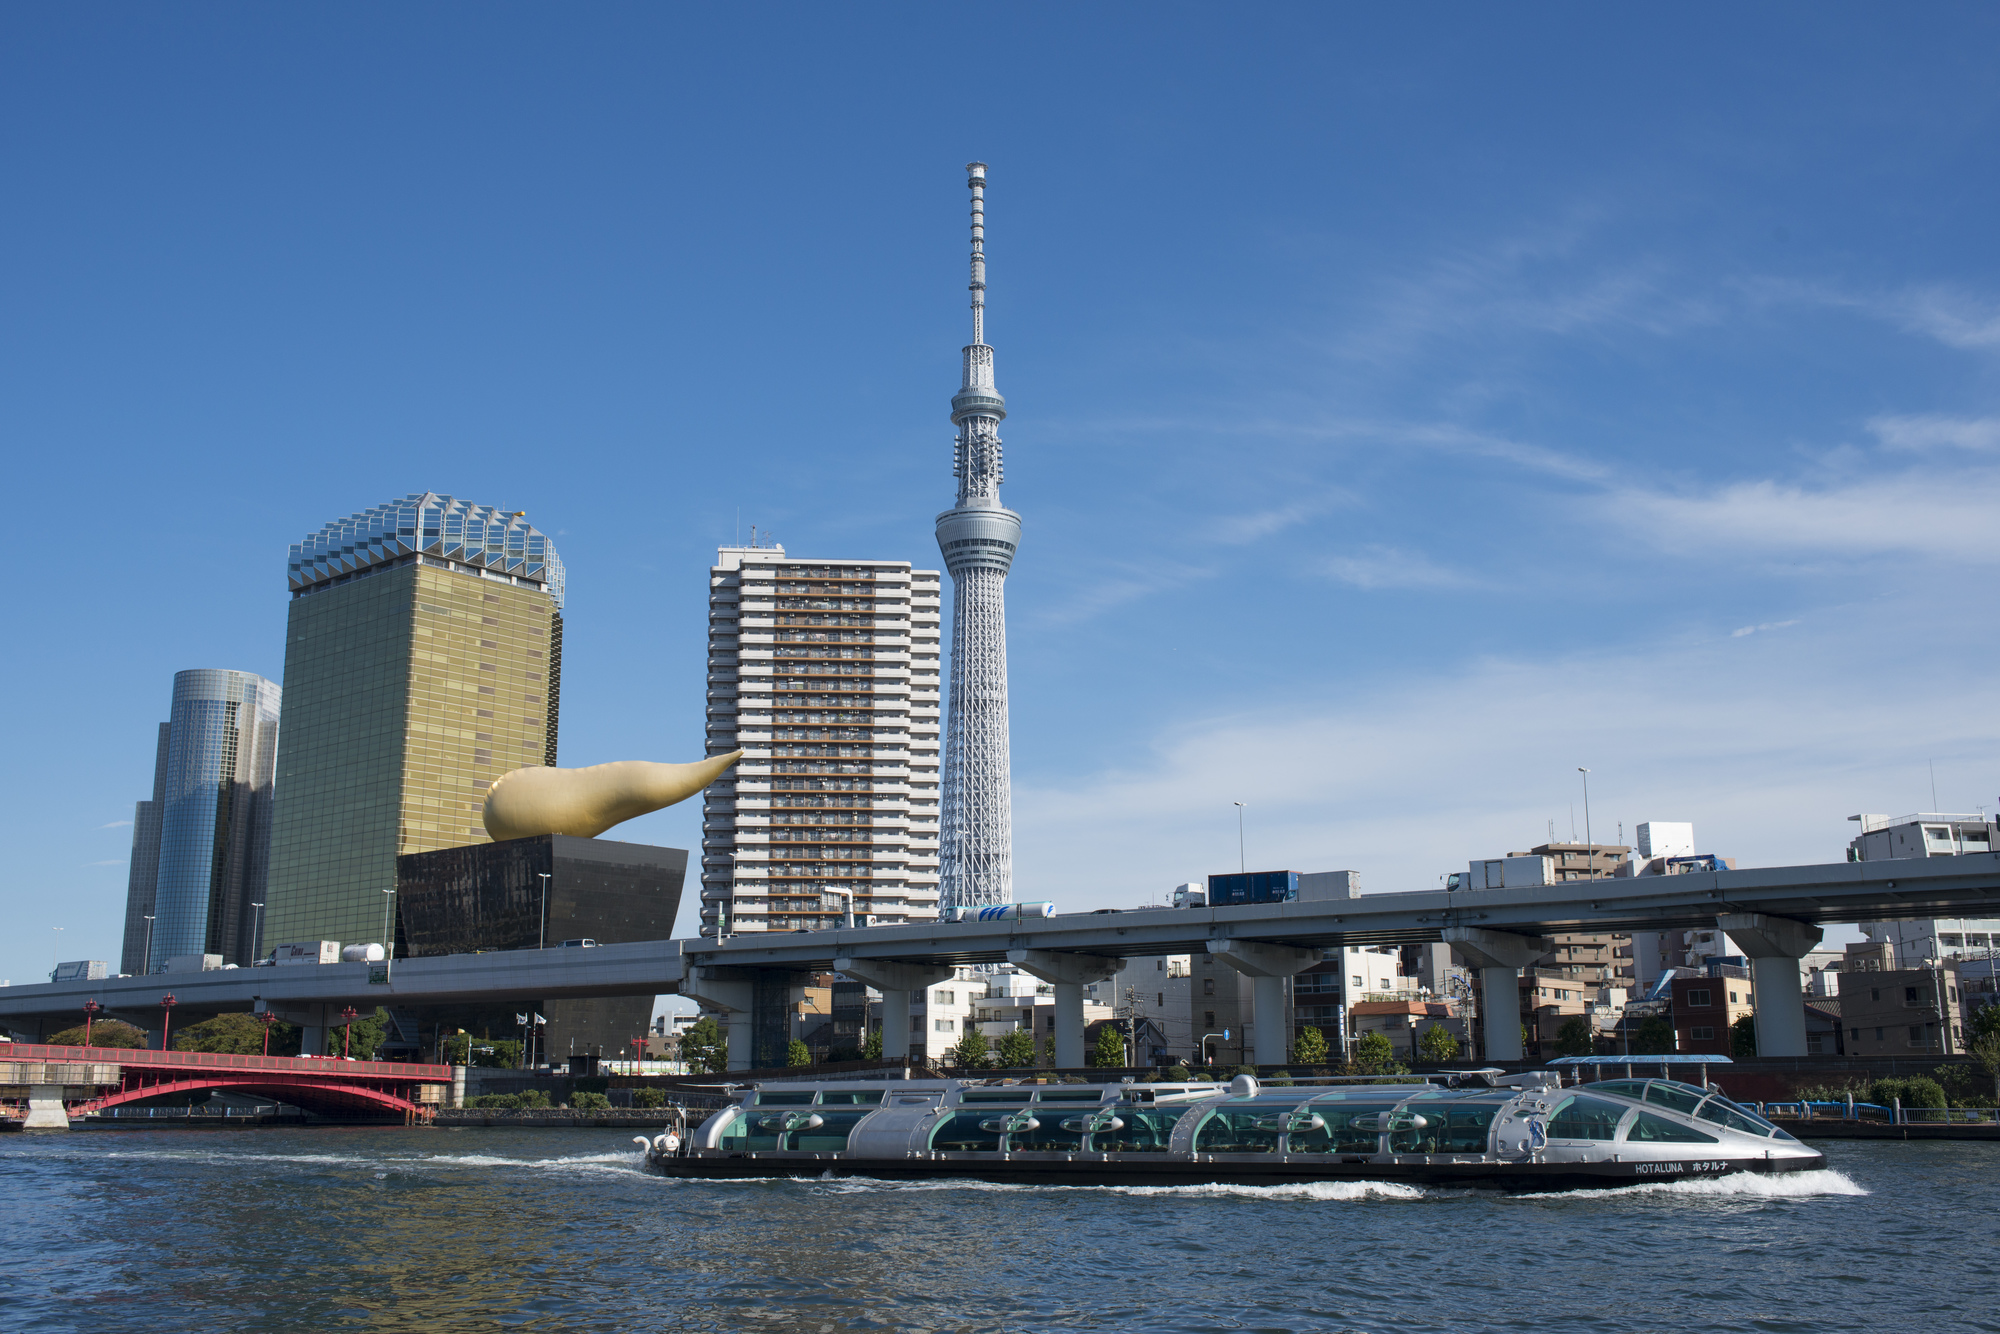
[23,1086,71,1129]
[1207,938,1322,1067]
[1442,927,1553,1064]
[833,958,954,1065]
[1008,950,1125,1069]
[683,970,756,1072]
[1717,913,1823,1058]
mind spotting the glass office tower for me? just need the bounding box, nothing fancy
[261,494,565,953]
[121,670,283,971]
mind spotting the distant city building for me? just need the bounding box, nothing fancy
[118,723,171,975]
[1837,939,1969,1057]
[262,494,564,952]
[120,670,281,972]
[701,545,943,935]
[1846,813,2000,968]
[1670,968,1756,1056]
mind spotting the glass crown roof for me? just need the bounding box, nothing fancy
[289,492,565,607]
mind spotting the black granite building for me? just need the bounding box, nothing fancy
[395,834,686,1062]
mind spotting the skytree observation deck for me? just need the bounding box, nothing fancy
[936,161,1021,914]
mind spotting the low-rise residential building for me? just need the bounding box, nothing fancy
[1838,959,1969,1058]
[1671,968,1756,1056]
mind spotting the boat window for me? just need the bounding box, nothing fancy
[1546,1096,1628,1141]
[817,1090,884,1106]
[1193,1109,1283,1154]
[929,1110,1012,1152]
[754,1092,816,1106]
[1091,1107,1185,1153]
[1695,1097,1777,1137]
[715,1110,780,1152]
[1036,1089,1107,1102]
[1702,1096,1780,1135]
[1642,1083,1708,1115]
[962,1090,1029,1103]
[786,1109,876,1152]
[1622,1111,1719,1144]
[1011,1116,1086,1152]
[1589,1081,1651,1100]
[1288,1103,1397,1155]
[1435,1102,1502,1154]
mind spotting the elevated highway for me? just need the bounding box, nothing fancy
[3,852,1994,1066]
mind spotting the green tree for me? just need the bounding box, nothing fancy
[1164,1062,1192,1081]
[440,1032,472,1065]
[1352,1031,1395,1074]
[45,1019,147,1049]
[679,1016,727,1073]
[173,1012,300,1056]
[1970,1033,2000,1104]
[569,1091,612,1111]
[1041,1034,1058,1068]
[1419,1024,1460,1064]
[1632,1016,1675,1056]
[473,1039,522,1069]
[325,1008,390,1060]
[861,1026,884,1059]
[785,1039,813,1067]
[995,1028,1037,1068]
[951,1025,990,1069]
[1555,1017,1595,1058]
[1731,1014,1758,1059]
[1092,1024,1127,1069]
[633,1086,667,1109]
[516,1088,552,1110]
[1869,1075,1945,1111]
[1970,1002,2000,1043]
[1291,1025,1329,1065]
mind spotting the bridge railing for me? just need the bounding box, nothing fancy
[2,1043,449,1081]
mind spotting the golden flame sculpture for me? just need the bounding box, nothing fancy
[481,751,744,842]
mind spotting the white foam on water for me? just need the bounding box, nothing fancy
[1517,1169,1868,1201]
[803,1176,1430,1202]
[99,1148,650,1174]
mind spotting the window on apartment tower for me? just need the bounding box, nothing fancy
[1204,1011,1216,1027]
[934,1019,955,1033]
[1687,989,1711,1007]
[1692,1026,1715,1041]
[1203,978,1215,996]
[1158,993,1164,1008]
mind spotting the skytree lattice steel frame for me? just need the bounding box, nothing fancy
[936,162,1022,911]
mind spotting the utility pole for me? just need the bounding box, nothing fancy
[1578,768,1593,875]
[1234,802,1247,874]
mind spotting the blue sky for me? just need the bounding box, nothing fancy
[5,6,1998,985]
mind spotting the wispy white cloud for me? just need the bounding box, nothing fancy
[1015,620,1999,906]
[1868,414,2000,453]
[1032,561,1213,627]
[1884,286,2000,352]
[1613,469,2000,564]
[1203,492,1355,545]
[84,859,122,867]
[98,820,132,829]
[1322,545,1474,591]
[1730,619,1799,638]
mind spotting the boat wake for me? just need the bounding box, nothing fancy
[1516,1169,1867,1200]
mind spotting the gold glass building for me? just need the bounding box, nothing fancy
[262,494,565,952]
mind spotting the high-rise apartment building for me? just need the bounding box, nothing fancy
[936,162,1021,911]
[119,670,282,972]
[262,494,564,952]
[701,545,942,934]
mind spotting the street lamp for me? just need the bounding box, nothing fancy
[249,901,265,963]
[142,915,156,975]
[1577,768,1593,873]
[257,1009,280,1057]
[1233,802,1247,874]
[82,999,103,1048]
[537,873,552,948]
[159,993,178,1050]
[340,1006,361,1060]
[380,888,397,981]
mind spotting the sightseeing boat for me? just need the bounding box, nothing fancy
[636,1070,1825,1189]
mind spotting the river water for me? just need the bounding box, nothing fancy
[1,1128,1993,1333]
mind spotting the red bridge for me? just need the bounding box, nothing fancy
[2,1043,451,1125]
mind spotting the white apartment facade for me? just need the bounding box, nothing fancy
[701,546,943,935]
[1848,813,2000,968]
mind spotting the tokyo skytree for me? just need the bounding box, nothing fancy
[936,161,1021,911]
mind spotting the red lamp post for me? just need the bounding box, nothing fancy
[631,1037,645,1072]
[159,994,178,1050]
[81,999,103,1048]
[258,1009,280,1057]
[340,1006,361,1060]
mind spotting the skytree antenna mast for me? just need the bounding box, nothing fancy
[936,161,1021,911]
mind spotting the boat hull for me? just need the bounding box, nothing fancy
[644,1150,1827,1191]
